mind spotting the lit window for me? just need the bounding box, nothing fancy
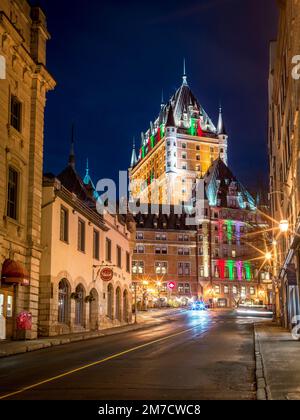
[7,167,19,220]
[93,230,100,260]
[60,207,69,243]
[78,219,86,253]
[10,95,22,132]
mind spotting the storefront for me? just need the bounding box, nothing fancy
[0,259,29,340]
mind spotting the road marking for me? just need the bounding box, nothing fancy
[0,323,208,400]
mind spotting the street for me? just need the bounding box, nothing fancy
[0,310,259,400]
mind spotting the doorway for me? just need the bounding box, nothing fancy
[0,288,14,340]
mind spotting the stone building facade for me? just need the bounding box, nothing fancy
[0,0,55,340]
[129,70,228,206]
[39,154,134,337]
[268,0,300,329]
[132,160,271,309]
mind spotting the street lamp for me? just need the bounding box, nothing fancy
[279,219,289,233]
[265,251,272,261]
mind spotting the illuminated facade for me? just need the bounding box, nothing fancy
[268,0,300,328]
[132,160,271,308]
[0,1,55,340]
[129,70,228,205]
[40,149,135,337]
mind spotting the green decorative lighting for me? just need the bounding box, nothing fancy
[150,135,155,149]
[227,260,235,281]
[189,118,197,136]
[141,146,145,159]
[244,262,252,281]
[160,124,165,138]
[225,220,233,242]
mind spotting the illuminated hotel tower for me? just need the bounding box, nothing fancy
[129,66,228,205]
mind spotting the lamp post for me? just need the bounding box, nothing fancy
[133,281,138,324]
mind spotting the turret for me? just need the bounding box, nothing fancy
[130,138,138,168]
[217,105,228,165]
[165,105,177,175]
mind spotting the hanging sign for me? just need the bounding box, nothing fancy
[100,267,114,282]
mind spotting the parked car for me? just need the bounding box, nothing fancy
[191,301,206,311]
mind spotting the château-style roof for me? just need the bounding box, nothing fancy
[204,158,256,210]
[131,66,226,168]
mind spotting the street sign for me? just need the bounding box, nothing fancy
[100,267,114,282]
[167,281,176,291]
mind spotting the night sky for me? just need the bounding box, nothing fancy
[33,0,278,192]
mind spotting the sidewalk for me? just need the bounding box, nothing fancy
[254,321,300,400]
[0,308,186,359]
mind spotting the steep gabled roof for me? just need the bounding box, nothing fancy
[58,164,95,205]
[204,158,256,210]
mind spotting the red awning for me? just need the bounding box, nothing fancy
[1,259,30,286]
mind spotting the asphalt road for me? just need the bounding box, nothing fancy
[0,310,259,400]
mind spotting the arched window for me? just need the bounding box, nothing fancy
[107,284,114,319]
[75,284,85,326]
[115,287,122,321]
[58,279,70,324]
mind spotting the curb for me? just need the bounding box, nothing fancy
[254,323,268,400]
[0,315,178,359]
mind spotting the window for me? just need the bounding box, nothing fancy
[196,155,200,161]
[136,232,144,240]
[10,95,22,132]
[200,266,204,277]
[232,250,236,258]
[182,153,187,159]
[178,262,191,276]
[58,279,69,324]
[178,283,184,292]
[241,286,246,296]
[196,145,200,151]
[224,286,229,294]
[93,230,100,260]
[182,143,187,149]
[75,285,85,326]
[156,233,167,241]
[250,287,256,295]
[6,295,13,318]
[60,207,69,243]
[106,238,112,261]
[184,283,190,294]
[155,262,167,274]
[7,167,19,220]
[117,245,122,268]
[78,219,85,252]
[184,234,189,241]
[136,245,145,254]
[132,261,144,274]
[215,285,220,294]
[126,252,130,273]
[232,286,237,294]
[182,163,187,170]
